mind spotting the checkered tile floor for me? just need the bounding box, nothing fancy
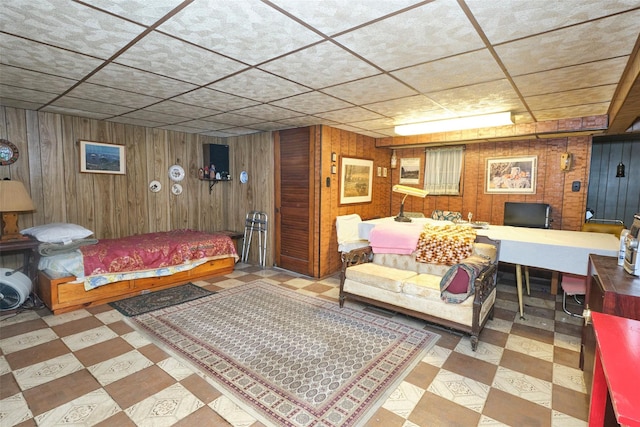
[0,263,588,426]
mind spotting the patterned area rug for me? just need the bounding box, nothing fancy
[110,283,212,316]
[129,280,439,427]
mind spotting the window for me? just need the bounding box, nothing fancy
[423,146,464,195]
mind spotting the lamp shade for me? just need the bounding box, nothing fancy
[0,180,35,212]
[392,185,428,198]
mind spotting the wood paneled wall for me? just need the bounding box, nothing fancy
[317,129,594,277]
[0,106,274,268]
[384,137,591,230]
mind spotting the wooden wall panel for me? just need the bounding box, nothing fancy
[0,107,273,272]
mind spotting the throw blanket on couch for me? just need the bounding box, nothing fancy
[439,255,488,303]
[415,225,476,265]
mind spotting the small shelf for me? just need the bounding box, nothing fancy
[200,178,232,194]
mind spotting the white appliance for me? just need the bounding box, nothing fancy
[0,268,33,310]
[624,214,640,276]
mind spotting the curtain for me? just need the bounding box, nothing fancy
[424,146,464,195]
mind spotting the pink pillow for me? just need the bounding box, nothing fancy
[446,268,470,294]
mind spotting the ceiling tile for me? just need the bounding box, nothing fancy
[51,97,133,116]
[315,107,384,123]
[322,74,416,105]
[144,101,220,119]
[269,0,424,36]
[335,1,485,70]
[204,112,263,127]
[270,92,352,115]
[392,49,506,93]
[172,88,259,111]
[348,117,397,130]
[208,69,310,103]
[0,85,58,105]
[115,31,247,85]
[108,116,164,128]
[496,10,640,76]
[158,0,323,65]
[1,0,145,58]
[158,124,206,133]
[177,119,230,131]
[0,98,44,111]
[120,109,186,124]
[513,57,629,96]
[0,34,104,80]
[233,104,303,122]
[87,64,197,98]
[525,85,617,111]
[532,102,610,122]
[40,105,112,120]
[466,0,640,44]
[427,79,525,116]
[277,116,338,128]
[66,84,162,109]
[0,66,77,95]
[364,95,443,122]
[83,0,186,26]
[259,41,381,89]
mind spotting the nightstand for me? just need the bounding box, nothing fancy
[0,237,40,283]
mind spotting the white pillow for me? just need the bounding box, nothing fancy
[21,223,94,244]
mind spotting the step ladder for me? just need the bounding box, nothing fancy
[241,211,268,267]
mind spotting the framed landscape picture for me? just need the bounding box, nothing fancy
[485,155,536,194]
[339,156,373,205]
[80,140,126,174]
[399,157,420,184]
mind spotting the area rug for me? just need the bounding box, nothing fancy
[110,283,212,316]
[129,280,439,427]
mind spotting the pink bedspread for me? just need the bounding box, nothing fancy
[80,230,238,276]
[368,223,424,254]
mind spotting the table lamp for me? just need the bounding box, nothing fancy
[393,185,428,222]
[0,180,35,241]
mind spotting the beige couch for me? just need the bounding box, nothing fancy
[339,236,500,351]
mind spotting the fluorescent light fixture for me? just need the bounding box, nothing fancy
[395,112,513,136]
[392,185,428,222]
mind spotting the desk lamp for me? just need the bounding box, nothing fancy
[393,185,428,222]
[0,180,35,241]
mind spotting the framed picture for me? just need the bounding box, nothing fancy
[399,157,420,184]
[80,140,126,174]
[339,156,373,205]
[485,156,536,194]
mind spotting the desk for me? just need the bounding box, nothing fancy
[359,218,619,317]
[589,312,640,427]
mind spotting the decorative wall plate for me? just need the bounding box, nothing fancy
[149,180,162,192]
[239,170,248,184]
[168,165,185,181]
[171,183,183,195]
[0,139,19,165]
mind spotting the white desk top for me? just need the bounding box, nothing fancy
[359,217,619,275]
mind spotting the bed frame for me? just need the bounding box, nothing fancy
[36,256,236,314]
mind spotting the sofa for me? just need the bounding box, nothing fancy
[339,234,500,351]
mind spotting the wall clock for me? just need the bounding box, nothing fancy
[168,164,185,181]
[0,139,19,165]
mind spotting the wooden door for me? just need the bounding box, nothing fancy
[274,127,317,275]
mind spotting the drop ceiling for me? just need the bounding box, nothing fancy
[1,0,639,138]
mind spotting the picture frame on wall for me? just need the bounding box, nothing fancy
[485,155,537,194]
[79,140,126,174]
[399,157,420,184]
[339,156,373,205]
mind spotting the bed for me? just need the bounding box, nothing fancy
[34,229,238,314]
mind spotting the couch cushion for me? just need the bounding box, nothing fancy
[345,263,417,293]
[373,252,420,271]
[402,274,441,298]
[472,243,497,263]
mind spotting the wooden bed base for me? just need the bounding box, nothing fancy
[36,257,236,314]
